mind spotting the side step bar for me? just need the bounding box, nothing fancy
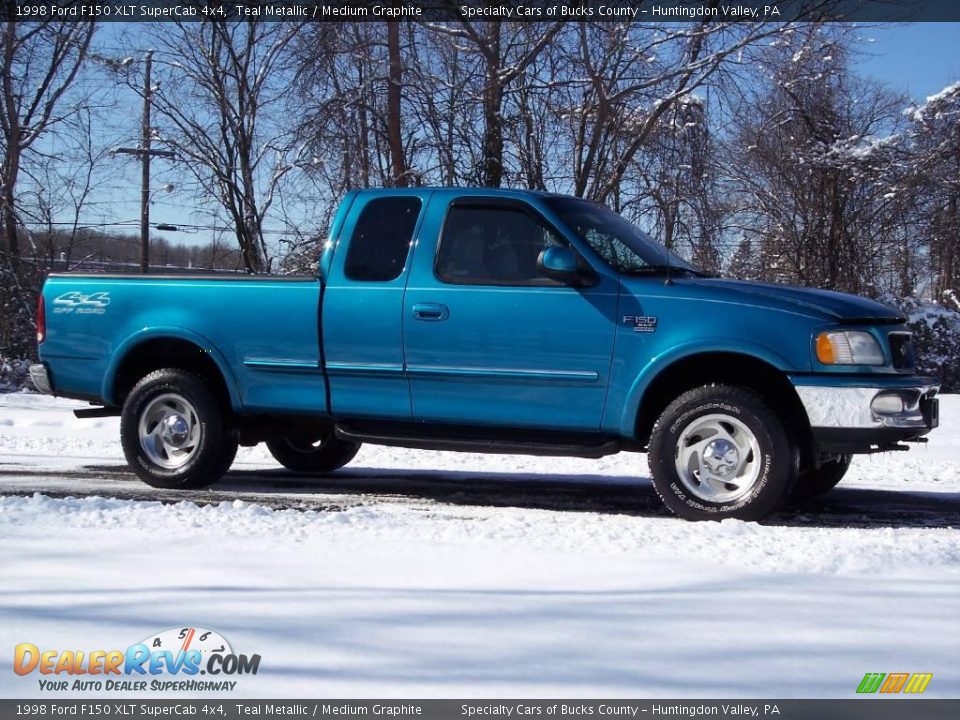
[335,424,622,459]
[74,406,121,419]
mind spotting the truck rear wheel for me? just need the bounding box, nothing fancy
[120,369,238,489]
[648,385,797,521]
[792,454,852,500]
[266,432,360,474]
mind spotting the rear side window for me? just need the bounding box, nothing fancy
[344,197,421,281]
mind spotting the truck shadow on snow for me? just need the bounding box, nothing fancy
[74,463,960,529]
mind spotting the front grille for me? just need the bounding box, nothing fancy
[888,332,915,370]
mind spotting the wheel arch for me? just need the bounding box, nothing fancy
[104,329,240,411]
[627,347,812,461]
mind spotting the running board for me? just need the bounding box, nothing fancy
[74,406,121,419]
[334,423,622,459]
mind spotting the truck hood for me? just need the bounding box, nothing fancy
[668,277,906,322]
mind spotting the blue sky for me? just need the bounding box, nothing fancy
[855,23,959,99]
[49,22,960,250]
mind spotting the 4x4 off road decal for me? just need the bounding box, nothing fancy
[52,291,111,315]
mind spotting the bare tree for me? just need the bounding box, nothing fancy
[18,105,116,268]
[0,17,94,269]
[134,20,304,273]
[633,95,725,273]
[295,23,404,196]
[544,21,799,205]
[405,22,481,185]
[386,19,409,187]
[904,81,960,300]
[424,20,563,187]
[725,26,910,295]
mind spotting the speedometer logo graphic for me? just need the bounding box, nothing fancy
[139,627,233,660]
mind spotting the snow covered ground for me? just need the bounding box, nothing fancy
[0,393,958,699]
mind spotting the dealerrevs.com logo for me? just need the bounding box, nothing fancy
[13,627,260,693]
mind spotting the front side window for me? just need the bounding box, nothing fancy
[436,204,566,285]
[544,197,702,276]
[344,197,421,281]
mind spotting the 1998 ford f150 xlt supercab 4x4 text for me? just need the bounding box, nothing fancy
[30,188,940,520]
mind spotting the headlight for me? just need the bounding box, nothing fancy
[815,330,885,366]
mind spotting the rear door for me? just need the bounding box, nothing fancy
[322,192,427,418]
[403,195,619,430]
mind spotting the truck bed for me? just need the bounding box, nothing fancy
[40,273,326,414]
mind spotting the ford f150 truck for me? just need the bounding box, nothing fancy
[31,188,940,520]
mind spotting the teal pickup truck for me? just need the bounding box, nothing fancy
[31,188,939,521]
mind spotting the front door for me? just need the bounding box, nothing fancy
[403,196,618,430]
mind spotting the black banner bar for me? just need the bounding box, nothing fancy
[7,1,960,23]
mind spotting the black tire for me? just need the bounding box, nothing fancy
[266,431,360,474]
[792,454,852,500]
[120,369,238,489]
[648,385,798,521]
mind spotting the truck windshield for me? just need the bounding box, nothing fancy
[544,197,704,276]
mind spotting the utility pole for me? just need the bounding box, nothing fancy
[113,50,174,274]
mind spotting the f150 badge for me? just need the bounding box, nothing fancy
[623,315,658,333]
[52,291,110,315]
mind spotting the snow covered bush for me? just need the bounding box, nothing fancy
[0,261,40,362]
[0,356,32,393]
[904,300,960,393]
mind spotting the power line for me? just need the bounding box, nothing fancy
[20,220,308,235]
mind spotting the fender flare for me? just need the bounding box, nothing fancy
[102,327,242,410]
[617,339,796,437]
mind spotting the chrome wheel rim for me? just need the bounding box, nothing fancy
[138,393,201,469]
[674,413,761,503]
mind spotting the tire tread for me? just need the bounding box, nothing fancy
[647,383,797,521]
[120,368,237,489]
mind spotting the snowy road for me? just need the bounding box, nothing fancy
[1,394,958,698]
[0,462,958,530]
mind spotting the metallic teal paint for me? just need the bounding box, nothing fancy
[39,188,920,441]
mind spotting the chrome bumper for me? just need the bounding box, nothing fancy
[795,384,939,430]
[28,364,52,395]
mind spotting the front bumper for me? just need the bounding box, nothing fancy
[28,364,53,395]
[794,380,939,453]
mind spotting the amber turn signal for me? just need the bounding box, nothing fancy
[816,332,835,364]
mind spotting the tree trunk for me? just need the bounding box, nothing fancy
[1,19,19,270]
[826,173,841,289]
[357,60,371,187]
[1,147,19,270]
[942,194,958,298]
[386,20,408,187]
[481,25,504,188]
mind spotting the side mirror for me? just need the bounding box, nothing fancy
[537,246,598,287]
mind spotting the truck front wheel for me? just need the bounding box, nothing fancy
[120,369,238,489]
[648,385,797,521]
[266,432,360,474]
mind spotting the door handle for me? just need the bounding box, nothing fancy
[412,303,450,321]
